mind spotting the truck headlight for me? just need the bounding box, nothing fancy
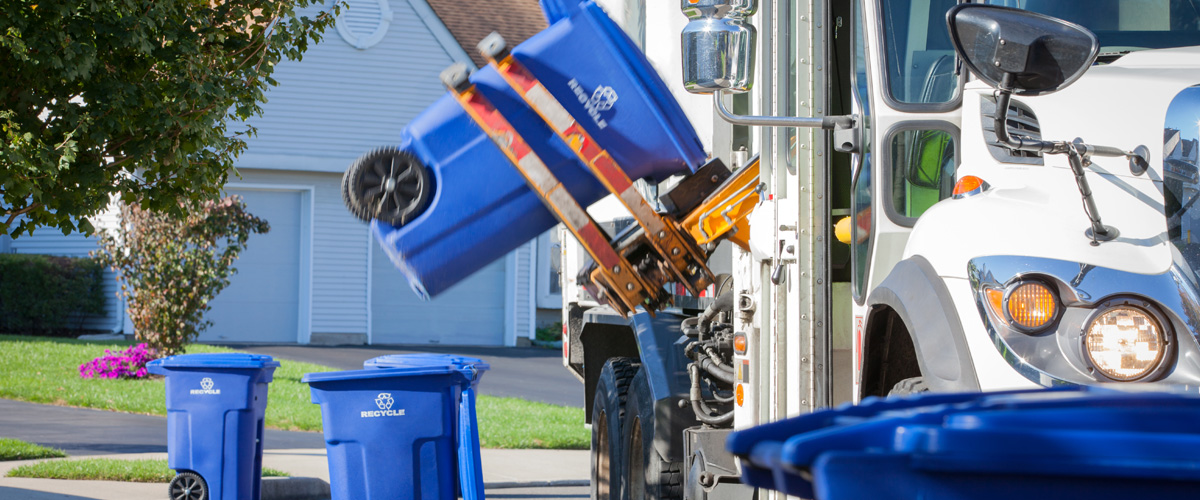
[1084,301,1167,382]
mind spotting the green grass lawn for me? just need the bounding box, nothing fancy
[5,458,288,482]
[0,438,66,461]
[0,335,587,449]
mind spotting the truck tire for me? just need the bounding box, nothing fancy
[623,368,683,500]
[592,357,637,500]
[888,376,930,396]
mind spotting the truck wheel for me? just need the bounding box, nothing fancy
[623,368,682,500]
[888,376,930,396]
[592,358,637,500]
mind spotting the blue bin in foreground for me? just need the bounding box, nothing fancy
[303,355,490,500]
[728,387,1200,500]
[147,353,280,500]
[372,0,705,300]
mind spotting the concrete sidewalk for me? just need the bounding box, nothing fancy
[0,448,590,500]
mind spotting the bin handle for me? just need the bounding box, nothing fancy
[458,385,486,500]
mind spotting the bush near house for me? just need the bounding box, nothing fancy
[96,196,269,357]
[0,254,105,336]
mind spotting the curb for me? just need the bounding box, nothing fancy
[485,479,590,489]
[262,476,330,500]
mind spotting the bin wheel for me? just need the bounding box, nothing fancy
[342,147,433,227]
[592,357,638,500]
[623,367,682,500]
[168,471,208,500]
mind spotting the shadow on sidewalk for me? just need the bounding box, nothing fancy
[0,486,102,499]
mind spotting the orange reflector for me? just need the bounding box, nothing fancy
[735,384,744,407]
[953,175,986,197]
[985,287,1005,322]
[733,334,747,354]
[1006,282,1057,331]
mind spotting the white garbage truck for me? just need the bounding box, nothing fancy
[554,1,1200,500]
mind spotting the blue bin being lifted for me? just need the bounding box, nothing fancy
[372,0,706,299]
[303,355,490,500]
[147,353,280,500]
[727,387,1200,500]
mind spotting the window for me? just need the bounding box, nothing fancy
[887,128,957,223]
[852,0,875,302]
[877,0,960,106]
[536,229,562,308]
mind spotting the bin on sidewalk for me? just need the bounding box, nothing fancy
[147,353,280,500]
[369,0,706,300]
[727,387,1200,500]
[302,354,490,500]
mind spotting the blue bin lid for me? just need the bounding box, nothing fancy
[302,361,485,385]
[363,353,490,373]
[147,353,280,371]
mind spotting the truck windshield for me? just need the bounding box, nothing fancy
[985,0,1200,56]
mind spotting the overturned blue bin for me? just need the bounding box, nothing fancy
[368,0,706,299]
[147,353,280,500]
[303,355,490,500]
[728,387,1200,500]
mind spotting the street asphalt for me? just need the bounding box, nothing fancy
[225,343,585,408]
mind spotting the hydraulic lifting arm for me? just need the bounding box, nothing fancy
[443,33,761,317]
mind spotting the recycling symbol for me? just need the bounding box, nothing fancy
[375,393,393,411]
[200,378,214,391]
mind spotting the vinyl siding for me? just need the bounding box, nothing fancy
[237,0,463,170]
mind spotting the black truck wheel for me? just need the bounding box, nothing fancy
[592,357,638,500]
[168,471,208,500]
[623,368,682,500]
[342,147,432,227]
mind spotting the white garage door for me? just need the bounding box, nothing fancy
[203,189,304,343]
[371,243,506,345]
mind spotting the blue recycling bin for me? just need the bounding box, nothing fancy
[727,387,1200,500]
[373,0,706,300]
[303,355,490,500]
[147,353,280,500]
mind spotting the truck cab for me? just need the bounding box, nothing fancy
[555,1,1200,499]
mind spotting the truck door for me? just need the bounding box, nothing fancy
[850,0,962,397]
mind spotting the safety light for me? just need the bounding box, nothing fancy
[1006,282,1058,331]
[1085,304,1166,381]
[952,175,989,199]
[733,333,747,354]
[735,383,744,407]
[984,287,1006,324]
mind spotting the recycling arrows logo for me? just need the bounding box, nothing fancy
[375,393,393,411]
[200,378,214,391]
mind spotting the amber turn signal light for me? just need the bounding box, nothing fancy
[1006,282,1058,331]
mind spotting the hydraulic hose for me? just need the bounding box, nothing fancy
[697,356,736,384]
[689,364,735,426]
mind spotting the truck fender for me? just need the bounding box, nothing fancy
[866,255,980,392]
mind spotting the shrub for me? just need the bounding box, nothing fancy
[79,343,154,379]
[0,254,105,335]
[95,196,269,356]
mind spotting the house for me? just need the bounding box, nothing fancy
[1,0,564,346]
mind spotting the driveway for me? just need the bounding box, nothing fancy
[223,343,585,408]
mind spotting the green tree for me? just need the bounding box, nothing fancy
[96,195,269,356]
[0,0,336,237]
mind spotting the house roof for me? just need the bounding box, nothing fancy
[424,0,548,68]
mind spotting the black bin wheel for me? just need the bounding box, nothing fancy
[168,471,208,500]
[342,147,433,227]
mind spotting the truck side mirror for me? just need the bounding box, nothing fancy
[946,4,1098,96]
[681,0,757,94]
